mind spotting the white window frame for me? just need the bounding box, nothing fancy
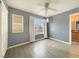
[12,14,24,33]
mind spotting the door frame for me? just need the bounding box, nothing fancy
[29,16,35,42]
[0,0,8,57]
[29,16,48,42]
[69,12,79,44]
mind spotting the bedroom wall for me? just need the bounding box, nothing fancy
[8,7,43,47]
[48,7,79,43]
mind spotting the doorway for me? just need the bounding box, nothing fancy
[0,0,8,57]
[29,16,47,42]
[70,13,79,45]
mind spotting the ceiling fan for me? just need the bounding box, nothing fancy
[38,0,57,16]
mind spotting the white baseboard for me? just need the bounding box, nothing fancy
[8,38,45,49]
[8,42,30,49]
[3,49,7,58]
[49,37,70,44]
[0,48,7,58]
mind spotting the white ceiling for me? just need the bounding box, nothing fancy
[5,0,79,17]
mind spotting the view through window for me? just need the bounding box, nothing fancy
[34,18,45,35]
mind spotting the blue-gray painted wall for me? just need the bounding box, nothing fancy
[8,7,43,47]
[48,7,79,43]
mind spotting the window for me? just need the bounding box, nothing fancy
[34,18,45,35]
[12,14,24,33]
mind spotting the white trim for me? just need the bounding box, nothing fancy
[8,42,29,49]
[29,16,35,42]
[29,16,47,42]
[44,21,48,38]
[69,12,79,44]
[0,0,8,58]
[8,38,44,49]
[49,37,70,44]
[12,14,24,33]
[2,49,7,58]
[69,15,72,44]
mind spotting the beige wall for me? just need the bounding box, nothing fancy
[71,14,79,31]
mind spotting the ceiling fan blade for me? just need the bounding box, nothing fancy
[38,7,45,11]
[48,7,57,11]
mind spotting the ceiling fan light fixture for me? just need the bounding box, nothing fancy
[46,18,49,23]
